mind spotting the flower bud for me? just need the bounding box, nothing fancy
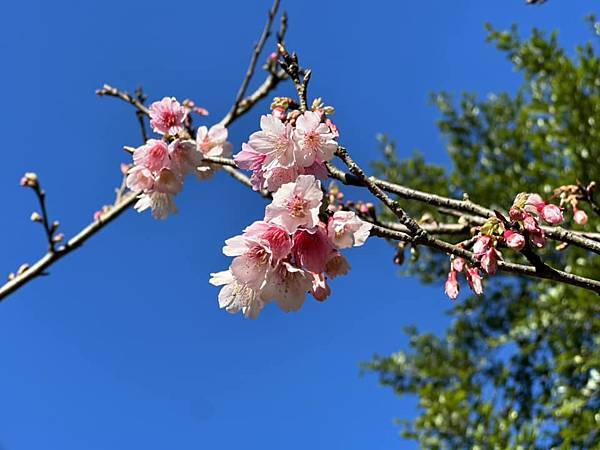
[53,233,64,243]
[574,209,588,225]
[465,267,483,295]
[30,212,42,222]
[444,270,459,300]
[503,230,525,251]
[452,257,466,272]
[540,203,563,225]
[20,172,38,188]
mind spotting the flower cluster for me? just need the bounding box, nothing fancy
[509,193,564,248]
[234,97,338,192]
[552,183,595,226]
[444,192,565,300]
[126,97,231,219]
[210,175,372,319]
[444,256,483,300]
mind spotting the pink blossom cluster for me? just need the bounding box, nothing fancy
[126,97,231,219]
[444,192,566,300]
[444,257,483,300]
[234,99,338,192]
[210,175,372,319]
[552,183,592,226]
[509,193,564,248]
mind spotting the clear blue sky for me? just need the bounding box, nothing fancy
[0,1,594,449]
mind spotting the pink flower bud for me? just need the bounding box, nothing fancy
[444,270,459,300]
[452,257,466,272]
[574,209,588,225]
[529,229,546,248]
[509,207,526,221]
[272,106,287,121]
[472,235,492,256]
[503,230,525,251]
[525,193,545,214]
[523,214,541,233]
[480,247,502,275]
[540,204,563,225]
[465,267,483,295]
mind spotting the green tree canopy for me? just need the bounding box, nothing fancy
[365,19,600,449]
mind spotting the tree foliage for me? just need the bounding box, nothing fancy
[365,19,600,449]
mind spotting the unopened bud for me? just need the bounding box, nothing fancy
[30,212,42,222]
[574,209,588,225]
[17,264,29,275]
[20,172,38,187]
[52,233,64,243]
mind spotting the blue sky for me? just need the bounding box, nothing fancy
[0,1,594,449]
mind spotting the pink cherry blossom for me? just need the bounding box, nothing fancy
[540,203,563,225]
[480,247,501,275]
[154,168,183,195]
[264,175,323,233]
[292,225,335,274]
[133,139,169,172]
[209,270,265,319]
[327,211,372,249]
[444,270,459,300]
[293,111,338,167]
[504,230,525,251]
[302,160,329,181]
[574,209,588,225]
[126,165,154,192]
[249,114,297,169]
[234,143,267,172]
[196,124,232,157]
[134,192,177,220]
[168,139,203,177]
[243,221,292,262]
[149,97,188,136]
[262,262,311,312]
[465,267,483,295]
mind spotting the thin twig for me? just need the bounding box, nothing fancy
[227,0,281,123]
[0,191,139,301]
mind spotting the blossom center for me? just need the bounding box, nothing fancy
[287,196,308,217]
[248,244,270,265]
[303,131,321,152]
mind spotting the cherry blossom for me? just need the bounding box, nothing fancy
[249,114,297,169]
[209,270,265,319]
[196,124,233,179]
[293,111,338,167]
[327,211,372,249]
[149,97,188,136]
[210,174,370,319]
[264,175,323,232]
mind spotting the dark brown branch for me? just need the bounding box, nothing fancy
[326,162,600,254]
[96,84,150,116]
[334,147,425,236]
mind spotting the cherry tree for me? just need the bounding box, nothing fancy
[3,0,599,319]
